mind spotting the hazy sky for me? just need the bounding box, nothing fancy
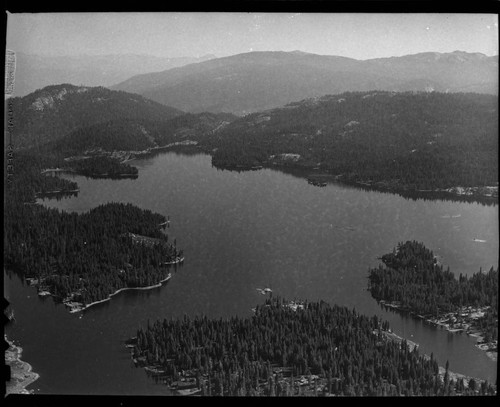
[6,12,499,59]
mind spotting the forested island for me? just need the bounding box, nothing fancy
[4,149,183,312]
[67,155,138,178]
[368,241,498,358]
[128,297,495,396]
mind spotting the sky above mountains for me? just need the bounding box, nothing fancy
[6,12,499,60]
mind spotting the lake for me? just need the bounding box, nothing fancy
[5,151,498,394]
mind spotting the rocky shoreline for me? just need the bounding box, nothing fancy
[4,335,39,395]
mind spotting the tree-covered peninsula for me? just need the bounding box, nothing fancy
[368,241,498,350]
[128,297,495,396]
[4,150,183,312]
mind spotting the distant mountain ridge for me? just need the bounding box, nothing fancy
[9,52,217,97]
[112,50,498,115]
[10,84,183,149]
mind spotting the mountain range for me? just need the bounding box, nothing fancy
[10,52,216,97]
[112,50,498,115]
[10,82,498,193]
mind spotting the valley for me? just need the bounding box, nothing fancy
[4,39,498,398]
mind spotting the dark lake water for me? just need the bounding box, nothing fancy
[5,152,498,394]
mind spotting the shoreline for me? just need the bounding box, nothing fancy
[35,188,80,197]
[44,147,498,204]
[380,329,493,391]
[211,159,498,204]
[163,256,185,265]
[50,149,498,204]
[4,335,39,395]
[378,300,498,361]
[60,147,498,204]
[66,273,172,313]
[17,233,181,315]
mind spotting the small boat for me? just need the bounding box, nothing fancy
[263,288,272,293]
[472,238,487,243]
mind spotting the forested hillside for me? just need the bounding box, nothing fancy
[145,112,236,146]
[43,119,159,155]
[9,84,183,149]
[205,91,498,193]
[43,112,236,156]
